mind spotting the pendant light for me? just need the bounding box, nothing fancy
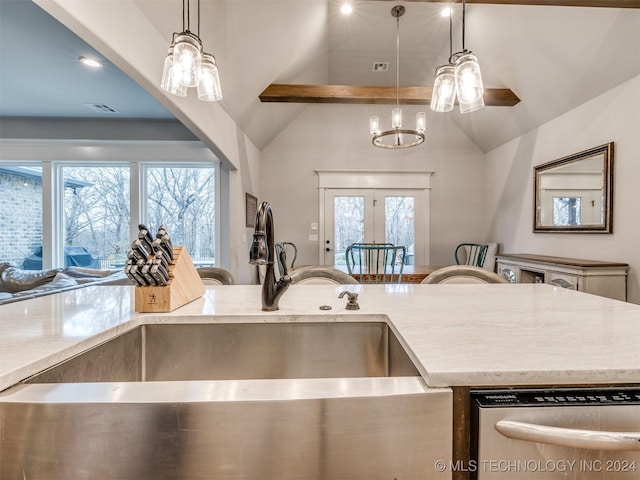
[370,5,426,149]
[431,0,484,114]
[160,0,222,101]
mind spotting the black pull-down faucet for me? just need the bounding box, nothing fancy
[249,202,292,311]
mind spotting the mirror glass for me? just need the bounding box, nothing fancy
[534,142,614,233]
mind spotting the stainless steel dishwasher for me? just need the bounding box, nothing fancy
[471,387,640,479]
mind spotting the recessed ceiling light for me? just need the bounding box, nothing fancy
[440,7,452,17]
[79,56,102,68]
[340,3,353,15]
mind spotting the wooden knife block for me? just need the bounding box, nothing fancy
[134,246,204,313]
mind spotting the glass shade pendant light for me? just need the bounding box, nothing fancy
[431,64,456,113]
[454,52,484,113]
[160,0,222,101]
[431,0,484,114]
[197,53,223,101]
[161,45,187,97]
[173,32,202,87]
[370,5,426,149]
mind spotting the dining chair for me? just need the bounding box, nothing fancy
[290,266,359,285]
[454,243,489,268]
[345,243,406,283]
[275,242,298,276]
[197,267,236,285]
[421,265,507,284]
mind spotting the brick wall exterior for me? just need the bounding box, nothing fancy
[0,172,42,266]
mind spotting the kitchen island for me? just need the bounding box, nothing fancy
[3,283,639,390]
[1,283,639,479]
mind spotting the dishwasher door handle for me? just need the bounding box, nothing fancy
[495,420,640,451]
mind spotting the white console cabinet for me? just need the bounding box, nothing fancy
[496,254,628,301]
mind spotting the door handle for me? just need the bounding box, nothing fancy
[495,420,640,451]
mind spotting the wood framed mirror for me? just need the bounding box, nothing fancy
[534,142,614,233]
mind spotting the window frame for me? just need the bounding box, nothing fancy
[1,159,223,270]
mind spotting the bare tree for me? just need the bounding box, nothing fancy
[147,167,215,260]
[64,167,130,265]
[62,165,215,267]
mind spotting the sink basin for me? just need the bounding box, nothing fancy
[1,320,452,479]
[24,321,419,383]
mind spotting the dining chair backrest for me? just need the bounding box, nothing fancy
[420,265,507,284]
[290,266,359,285]
[454,243,489,268]
[275,242,298,276]
[345,243,406,283]
[197,267,236,285]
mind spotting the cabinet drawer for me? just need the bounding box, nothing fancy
[547,272,578,290]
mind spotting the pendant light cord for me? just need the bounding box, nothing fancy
[182,0,186,31]
[449,0,468,62]
[462,0,466,52]
[449,0,453,58]
[395,13,400,109]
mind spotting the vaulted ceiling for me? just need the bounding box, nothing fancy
[1,0,639,154]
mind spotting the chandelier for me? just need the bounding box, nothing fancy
[369,6,426,149]
[431,0,484,114]
[160,0,222,102]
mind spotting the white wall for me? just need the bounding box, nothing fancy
[260,104,488,267]
[228,127,262,285]
[485,75,640,304]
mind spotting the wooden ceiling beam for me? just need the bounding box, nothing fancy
[364,0,639,8]
[259,84,521,107]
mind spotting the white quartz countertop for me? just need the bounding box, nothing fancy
[1,283,639,391]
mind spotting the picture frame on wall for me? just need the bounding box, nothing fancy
[245,193,258,227]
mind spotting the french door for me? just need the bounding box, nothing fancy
[323,188,427,266]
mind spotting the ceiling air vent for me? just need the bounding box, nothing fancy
[83,103,118,113]
[372,62,389,72]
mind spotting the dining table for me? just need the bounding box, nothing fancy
[333,265,444,284]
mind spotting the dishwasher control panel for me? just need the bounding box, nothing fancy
[472,387,640,407]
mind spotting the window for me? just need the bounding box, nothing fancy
[62,165,131,269]
[0,160,221,270]
[333,195,365,265]
[145,166,216,266]
[384,196,415,264]
[0,165,43,268]
[553,196,582,226]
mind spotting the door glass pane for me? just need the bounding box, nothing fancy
[553,196,581,226]
[0,166,43,269]
[146,166,215,266]
[333,196,364,265]
[384,196,414,265]
[62,166,130,269]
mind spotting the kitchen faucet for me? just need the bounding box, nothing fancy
[249,201,292,311]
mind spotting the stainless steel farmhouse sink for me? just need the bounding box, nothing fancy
[0,321,452,479]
